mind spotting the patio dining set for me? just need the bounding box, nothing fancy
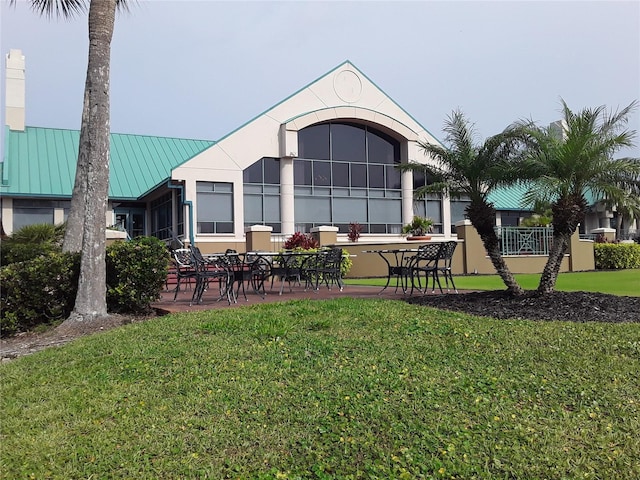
[362,240,459,296]
[170,247,346,306]
[169,241,459,308]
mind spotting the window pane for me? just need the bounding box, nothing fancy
[196,182,214,192]
[369,198,401,222]
[297,196,331,223]
[331,123,366,162]
[263,157,280,184]
[217,222,234,234]
[332,162,349,187]
[244,184,262,194]
[215,183,233,193]
[412,169,426,189]
[264,195,280,221]
[367,129,399,164]
[351,163,367,187]
[385,165,401,189]
[13,208,54,230]
[314,161,331,186]
[368,164,384,188]
[294,159,312,185]
[197,182,233,228]
[299,123,330,159]
[243,161,262,183]
[451,200,470,224]
[198,222,214,234]
[426,199,442,224]
[244,195,262,223]
[333,197,367,222]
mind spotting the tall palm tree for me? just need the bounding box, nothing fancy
[13,0,128,322]
[398,110,525,295]
[517,100,640,294]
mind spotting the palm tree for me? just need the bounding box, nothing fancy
[12,0,128,322]
[517,100,640,294]
[398,110,525,295]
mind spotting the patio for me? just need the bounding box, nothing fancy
[152,282,454,315]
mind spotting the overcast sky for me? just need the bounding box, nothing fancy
[2,0,639,157]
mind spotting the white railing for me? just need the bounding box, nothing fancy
[495,226,554,256]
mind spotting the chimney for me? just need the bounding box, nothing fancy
[5,49,26,131]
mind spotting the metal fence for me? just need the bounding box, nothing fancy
[495,226,554,256]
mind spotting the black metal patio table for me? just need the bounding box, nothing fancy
[362,248,419,295]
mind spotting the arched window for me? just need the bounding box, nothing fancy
[294,122,402,234]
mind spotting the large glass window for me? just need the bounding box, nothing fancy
[13,199,54,229]
[12,199,69,231]
[197,182,234,234]
[450,198,471,234]
[294,122,403,234]
[412,170,444,233]
[243,157,281,232]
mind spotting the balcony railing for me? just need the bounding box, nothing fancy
[495,226,554,256]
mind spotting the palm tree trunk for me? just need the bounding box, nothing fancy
[467,201,524,295]
[479,229,525,295]
[537,233,569,294]
[537,195,586,295]
[62,87,90,253]
[65,0,116,322]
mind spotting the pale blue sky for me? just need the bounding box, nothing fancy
[2,0,639,157]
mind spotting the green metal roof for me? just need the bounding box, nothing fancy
[488,183,600,211]
[1,126,214,200]
[487,184,531,211]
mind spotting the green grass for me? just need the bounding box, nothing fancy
[2,298,639,479]
[348,269,640,297]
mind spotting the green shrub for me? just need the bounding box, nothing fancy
[0,251,80,336]
[0,223,65,265]
[1,236,170,336]
[106,236,169,313]
[594,242,640,269]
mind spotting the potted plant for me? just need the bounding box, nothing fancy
[402,215,433,240]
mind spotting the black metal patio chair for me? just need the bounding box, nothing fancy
[190,246,234,305]
[437,240,458,293]
[171,248,198,301]
[406,242,444,295]
[303,247,345,292]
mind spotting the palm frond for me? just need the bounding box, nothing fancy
[21,0,87,18]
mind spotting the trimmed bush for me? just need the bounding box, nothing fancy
[106,236,170,313]
[594,242,640,269]
[0,252,80,336]
[1,236,170,336]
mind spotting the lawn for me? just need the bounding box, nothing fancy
[1,297,639,479]
[348,269,640,297]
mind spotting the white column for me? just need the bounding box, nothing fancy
[281,158,295,235]
[401,169,414,226]
[441,192,452,237]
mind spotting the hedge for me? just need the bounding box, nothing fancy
[594,242,640,270]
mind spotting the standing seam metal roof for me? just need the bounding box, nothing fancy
[1,126,214,199]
